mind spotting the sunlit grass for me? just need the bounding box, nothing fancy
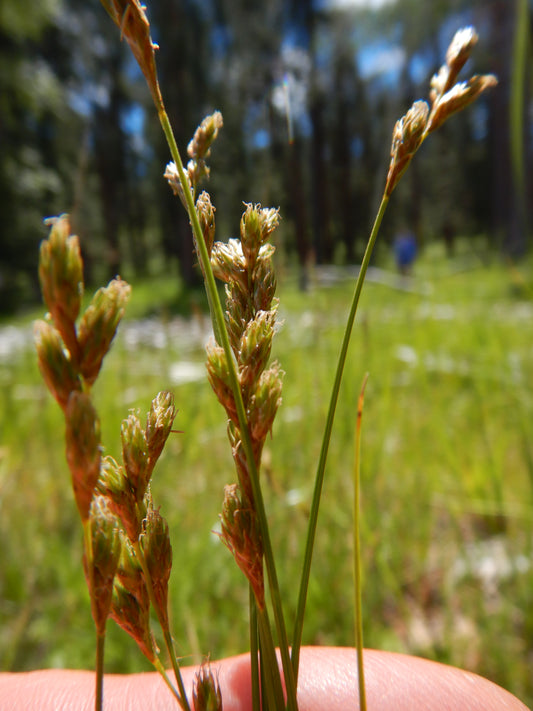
[1,242,532,704]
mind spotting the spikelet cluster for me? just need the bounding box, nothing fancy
[96,394,177,657]
[193,662,223,711]
[165,111,223,264]
[35,216,177,665]
[206,203,283,607]
[35,214,131,520]
[385,26,497,196]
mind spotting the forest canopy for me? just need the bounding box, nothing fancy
[0,0,530,312]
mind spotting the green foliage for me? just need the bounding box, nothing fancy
[1,249,533,705]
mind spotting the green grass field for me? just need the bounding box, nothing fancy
[1,239,532,706]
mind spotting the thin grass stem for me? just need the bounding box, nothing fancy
[353,374,369,711]
[153,657,182,704]
[83,517,104,711]
[95,631,105,711]
[257,606,286,711]
[249,588,261,711]
[292,194,389,676]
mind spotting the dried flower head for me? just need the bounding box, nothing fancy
[100,0,162,107]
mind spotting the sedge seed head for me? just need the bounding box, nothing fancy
[219,484,265,608]
[140,505,172,628]
[427,74,498,134]
[34,319,82,411]
[39,215,83,327]
[187,111,224,161]
[39,215,83,364]
[193,663,223,711]
[205,342,239,424]
[85,496,122,634]
[446,26,478,81]
[121,411,150,503]
[78,278,131,386]
[145,391,177,470]
[110,582,156,663]
[211,239,246,285]
[385,100,429,196]
[98,456,141,543]
[196,191,216,258]
[252,247,277,312]
[249,363,284,443]
[100,0,162,107]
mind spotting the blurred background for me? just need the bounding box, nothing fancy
[1,0,533,706]
[1,0,531,305]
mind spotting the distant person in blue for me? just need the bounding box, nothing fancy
[393,229,417,275]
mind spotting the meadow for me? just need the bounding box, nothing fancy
[1,237,532,706]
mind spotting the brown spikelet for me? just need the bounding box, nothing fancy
[100,0,163,107]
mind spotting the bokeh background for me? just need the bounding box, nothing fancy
[1,0,531,303]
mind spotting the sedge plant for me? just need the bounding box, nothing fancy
[34,3,496,709]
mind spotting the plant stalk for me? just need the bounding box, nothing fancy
[257,605,286,711]
[83,518,104,711]
[249,588,261,711]
[95,631,105,711]
[353,374,369,711]
[292,194,389,676]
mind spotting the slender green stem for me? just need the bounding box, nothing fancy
[292,194,389,677]
[153,657,182,704]
[95,631,105,711]
[133,540,191,711]
[157,107,298,711]
[353,374,368,711]
[257,606,286,711]
[249,588,261,711]
[83,518,104,711]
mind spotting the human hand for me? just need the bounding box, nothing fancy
[0,646,529,710]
